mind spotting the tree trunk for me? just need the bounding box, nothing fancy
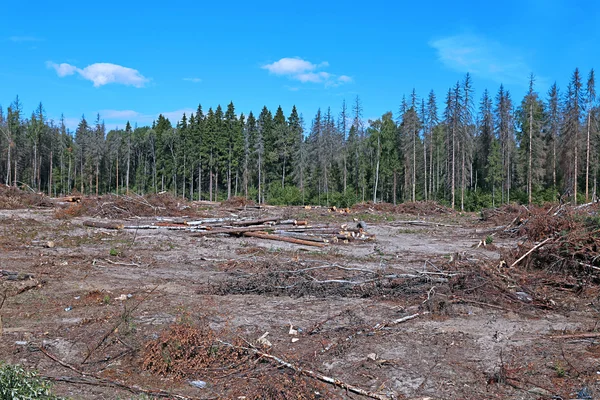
[126,136,131,195]
[48,151,53,197]
[412,128,416,202]
[116,155,119,195]
[423,132,427,201]
[393,170,397,205]
[258,155,262,204]
[461,142,465,211]
[586,112,591,202]
[451,124,455,209]
[209,169,213,202]
[574,124,578,205]
[373,137,380,203]
[95,162,99,197]
[528,103,533,205]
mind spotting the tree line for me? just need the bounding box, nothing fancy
[0,68,598,210]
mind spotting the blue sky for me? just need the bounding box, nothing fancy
[1,0,599,131]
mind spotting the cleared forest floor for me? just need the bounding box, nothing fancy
[1,191,599,399]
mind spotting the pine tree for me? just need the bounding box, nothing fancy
[562,69,584,203]
[585,69,596,201]
[546,83,560,189]
[476,89,494,191]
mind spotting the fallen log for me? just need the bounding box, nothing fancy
[123,225,159,229]
[191,225,274,236]
[243,232,326,247]
[54,195,81,203]
[277,231,329,243]
[392,220,457,227]
[232,217,280,226]
[217,340,390,400]
[185,217,237,226]
[83,220,124,230]
[30,240,55,248]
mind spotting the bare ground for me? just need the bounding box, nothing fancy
[1,203,599,399]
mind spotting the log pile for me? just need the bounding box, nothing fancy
[86,215,375,248]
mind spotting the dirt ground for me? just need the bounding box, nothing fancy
[1,198,599,399]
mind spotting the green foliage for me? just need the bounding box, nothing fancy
[553,361,566,378]
[485,235,494,245]
[266,183,302,205]
[0,362,63,399]
[464,189,493,211]
[329,188,359,208]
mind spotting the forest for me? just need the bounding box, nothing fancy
[0,68,597,210]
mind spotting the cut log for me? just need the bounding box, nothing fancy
[191,225,274,237]
[232,217,280,226]
[30,240,55,248]
[54,195,81,203]
[243,232,326,247]
[185,217,237,226]
[83,220,124,230]
[277,232,329,243]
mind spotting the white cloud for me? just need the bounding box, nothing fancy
[183,77,202,83]
[46,61,149,87]
[429,33,535,86]
[99,110,140,119]
[262,57,352,87]
[46,62,78,77]
[263,57,316,75]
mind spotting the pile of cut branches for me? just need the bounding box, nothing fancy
[516,204,600,274]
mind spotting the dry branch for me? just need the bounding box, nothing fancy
[373,312,427,330]
[231,217,280,226]
[243,232,326,247]
[392,220,457,227]
[83,220,124,230]
[39,347,197,399]
[510,237,552,268]
[191,225,274,236]
[217,340,391,400]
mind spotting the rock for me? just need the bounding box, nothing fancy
[515,291,532,302]
[189,380,207,389]
[357,221,368,230]
[366,353,377,361]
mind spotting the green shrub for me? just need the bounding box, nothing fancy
[0,362,63,399]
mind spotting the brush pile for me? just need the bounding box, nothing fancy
[493,202,600,276]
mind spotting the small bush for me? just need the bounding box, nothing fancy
[0,362,63,399]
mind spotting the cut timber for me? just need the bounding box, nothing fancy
[232,217,280,226]
[30,240,55,248]
[392,220,457,227]
[243,232,326,247]
[278,231,329,243]
[54,195,81,203]
[191,225,274,237]
[186,217,237,226]
[83,220,124,230]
